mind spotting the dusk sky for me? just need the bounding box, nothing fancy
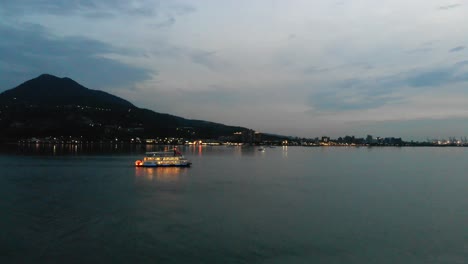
[1,0,468,140]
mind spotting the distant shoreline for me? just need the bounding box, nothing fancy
[1,142,466,148]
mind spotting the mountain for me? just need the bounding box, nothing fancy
[0,74,249,141]
[0,74,135,109]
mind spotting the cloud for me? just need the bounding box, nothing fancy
[306,77,397,112]
[302,62,373,75]
[403,62,468,87]
[0,0,96,16]
[454,60,468,67]
[406,47,433,54]
[168,2,196,16]
[0,0,150,17]
[405,69,454,87]
[306,61,468,112]
[307,89,402,112]
[303,66,332,74]
[438,4,462,10]
[149,16,176,29]
[82,11,116,19]
[0,0,195,24]
[449,46,465,52]
[288,34,296,40]
[0,23,151,90]
[404,41,439,54]
[189,51,226,71]
[374,61,468,90]
[178,87,248,107]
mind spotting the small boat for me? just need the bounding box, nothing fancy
[135,149,192,167]
[258,147,265,152]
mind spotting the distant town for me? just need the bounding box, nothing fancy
[16,129,468,147]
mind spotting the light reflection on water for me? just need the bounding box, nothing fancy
[3,143,290,158]
[134,167,188,182]
[8,143,146,155]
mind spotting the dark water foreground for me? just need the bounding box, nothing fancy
[1,145,467,263]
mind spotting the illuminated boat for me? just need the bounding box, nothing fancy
[135,150,192,167]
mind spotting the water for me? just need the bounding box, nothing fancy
[1,145,467,263]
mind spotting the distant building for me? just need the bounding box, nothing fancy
[383,137,403,145]
[254,132,262,144]
[233,131,243,143]
[232,130,262,144]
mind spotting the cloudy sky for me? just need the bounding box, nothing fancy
[1,0,468,140]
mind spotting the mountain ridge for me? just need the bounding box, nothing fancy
[0,74,251,141]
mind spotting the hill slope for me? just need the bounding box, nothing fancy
[0,74,248,141]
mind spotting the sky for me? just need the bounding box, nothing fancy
[1,0,468,140]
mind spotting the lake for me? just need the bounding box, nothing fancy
[1,145,467,263]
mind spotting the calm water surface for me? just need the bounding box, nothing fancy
[1,145,467,263]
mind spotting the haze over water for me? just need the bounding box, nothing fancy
[1,145,467,263]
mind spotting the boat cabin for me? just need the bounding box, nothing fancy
[143,151,183,162]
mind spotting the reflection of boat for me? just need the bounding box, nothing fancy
[135,149,192,167]
[258,147,265,152]
[135,167,184,182]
